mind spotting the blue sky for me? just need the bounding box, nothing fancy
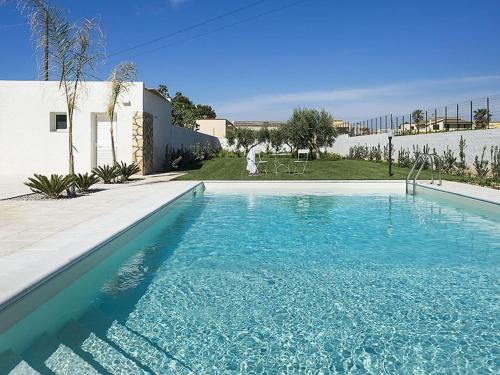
[1,0,499,121]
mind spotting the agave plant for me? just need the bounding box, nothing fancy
[73,173,100,193]
[92,165,119,184]
[116,162,141,182]
[24,174,74,199]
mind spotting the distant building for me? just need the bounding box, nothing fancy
[233,121,286,131]
[196,118,233,138]
[332,119,350,134]
[399,117,474,133]
[426,117,473,132]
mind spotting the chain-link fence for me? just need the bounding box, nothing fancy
[343,95,500,137]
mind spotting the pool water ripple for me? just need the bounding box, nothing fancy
[118,194,499,374]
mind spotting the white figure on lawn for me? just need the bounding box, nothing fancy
[246,146,258,176]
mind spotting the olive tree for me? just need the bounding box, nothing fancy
[285,108,337,159]
[226,127,257,154]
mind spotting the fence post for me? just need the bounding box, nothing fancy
[425,110,428,133]
[487,97,490,129]
[456,104,459,131]
[432,108,437,130]
[445,106,448,131]
[470,101,473,130]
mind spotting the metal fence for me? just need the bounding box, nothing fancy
[341,95,500,137]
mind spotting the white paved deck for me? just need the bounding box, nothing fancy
[0,179,199,305]
[417,180,500,205]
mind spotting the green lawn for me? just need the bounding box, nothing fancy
[175,157,459,181]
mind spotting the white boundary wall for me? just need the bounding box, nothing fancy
[330,129,500,165]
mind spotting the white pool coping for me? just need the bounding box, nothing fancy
[416,180,500,206]
[204,180,407,194]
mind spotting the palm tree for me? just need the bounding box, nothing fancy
[20,0,103,194]
[412,109,424,134]
[106,62,137,165]
[473,108,491,129]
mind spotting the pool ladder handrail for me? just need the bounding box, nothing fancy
[406,151,442,195]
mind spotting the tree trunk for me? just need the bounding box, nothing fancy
[110,116,116,165]
[67,115,76,196]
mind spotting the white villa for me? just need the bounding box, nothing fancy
[0,81,219,176]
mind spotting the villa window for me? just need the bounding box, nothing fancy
[50,112,67,132]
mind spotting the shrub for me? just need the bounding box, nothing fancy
[442,147,457,174]
[457,136,467,175]
[349,145,369,160]
[473,146,489,180]
[397,147,411,168]
[92,165,119,184]
[164,143,218,171]
[73,173,100,193]
[383,144,394,162]
[322,152,344,161]
[491,146,500,181]
[190,141,217,161]
[116,162,141,182]
[24,174,74,199]
[369,144,382,162]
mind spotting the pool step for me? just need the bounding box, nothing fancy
[81,308,194,374]
[0,350,40,375]
[44,344,100,375]
[57,320,110,374]
[81,332,149,375]
[20,333,58,375]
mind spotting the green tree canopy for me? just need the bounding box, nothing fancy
[226,127,257,154]
[196,104,216,119]
[168,90,217,130]
[285,108,337,158]
[269,127,289,153]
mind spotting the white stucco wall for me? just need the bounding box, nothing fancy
[330,129,500,165]
[0,80,143,175]
[142,90,221,172]
[0,81,220,176]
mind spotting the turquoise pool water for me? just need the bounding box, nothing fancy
[1,190,499,374]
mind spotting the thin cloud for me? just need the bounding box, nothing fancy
[169,0,190,6]
[215,76,500,121]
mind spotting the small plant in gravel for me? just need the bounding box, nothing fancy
[92,165,119,184]
[116,162,141,182]
[73,173,100,193]
[24,174,74,199]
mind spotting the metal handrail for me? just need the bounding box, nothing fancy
[406,152,442,195]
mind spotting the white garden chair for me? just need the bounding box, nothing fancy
[256,152,269,174]
[293,149,309,174]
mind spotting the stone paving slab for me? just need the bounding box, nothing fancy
[0,180,199,306]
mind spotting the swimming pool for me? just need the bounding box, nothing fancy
[0,184,499,374]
